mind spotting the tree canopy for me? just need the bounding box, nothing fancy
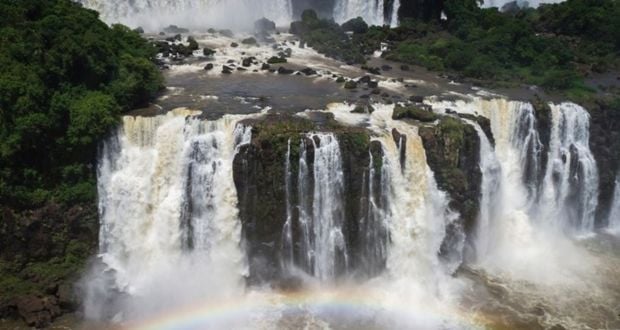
[0,0,163,208]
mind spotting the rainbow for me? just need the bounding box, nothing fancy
[118,287,486,330]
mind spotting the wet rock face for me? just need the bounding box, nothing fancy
[233,115,377,283]
[419,117,482,257]
[0,203,98,326]
[588,100,620,225]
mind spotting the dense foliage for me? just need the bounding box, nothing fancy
[389,0,620,93]
[0,0,163,209]
[290,0,619,96]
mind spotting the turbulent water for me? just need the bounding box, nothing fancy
[88,110,250,320]
[79,0,401,30]
[609,177,620,234]
[78,25,620,329]
[482,0,565,8]
[334,0,400,27]
[79,0,294,30]
[285,133,349,280]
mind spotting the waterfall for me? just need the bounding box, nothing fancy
[281,139,294,267]
[540,103,599,234]
[482,0,565,8]
[462,119,502,261]
[357,148,389,277]
[389,0,401,27]
[334,0,383,27]
[609,177,620,234]
[79,0,294,30]
[90,111,249,319]
[284,133,348,280]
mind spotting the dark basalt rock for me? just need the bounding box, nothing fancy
[0,203,98,325]
[163,25,189,34]
[580,98,620,226]
[242,57,255,67]
[233,115,377,284]
[400,65,410,71]
[419,117,482,263]
[351,101,375,114]
[204,63,214,71]
[222,65,233,74]
[409,95,425,103]
[367,80,379,88]
[358,75,371,84]
[300,67,317,76]
[267,56,287,64]
[261,63,271,70]
[381,65,392,71]
[344,80,358,89]
[336,76,346,83]
[254,17,276,34]
[242,37,257,45]
[219,29,234,38]
[202,47,216,57]
[277,67,294,75]
[187,36,199,51]
[392,105,438,122]
[341,17,369,34]
[457,113,495,146]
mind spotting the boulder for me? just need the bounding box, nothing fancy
[254,17,276,34]
[204,63,214,71]
[300,67,317,76]
[267,56,287,64]
[301,9,318,23]
[341,17,369,34]
[219,29,234,38]
[344,80,358,89]
[187,36,199,51]
[409,95,425,103]
[336,76,346,83]
[222,65,233,74]
[381,64,392,71]
[203,47,215,57]
[241,37,257,45]
[392,105,438,122]
[230,42,239,48]
[400,65,410,71]
[277,67,294,75]
[16,295,61,328]
[367,80,379,88]
[163,25,189,34]
[261,63,271,70]
[242,57,254,67]
[358,75,371,84]
[350,101,375,114]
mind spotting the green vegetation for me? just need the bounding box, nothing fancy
[0,0,163,209]
[392,105,439,122]
[387,0,620,92]
[290,10,376,64]
[290,1,619,97]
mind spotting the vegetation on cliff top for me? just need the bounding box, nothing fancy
[0,0,163,209]
[290,0,620,97]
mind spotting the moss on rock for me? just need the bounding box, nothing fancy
[393,105,439,122]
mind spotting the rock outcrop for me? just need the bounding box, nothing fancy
[419,116,481,259]
[0,203,98,327]
[233,115,379,283]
